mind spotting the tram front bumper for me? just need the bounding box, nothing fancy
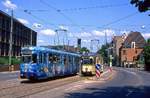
[20,72,37,79]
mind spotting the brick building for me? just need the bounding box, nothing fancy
[0,10,37,57]
[120,32,145,67]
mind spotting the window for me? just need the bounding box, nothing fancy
[83,59,93,64]
[48,53,53,63]
[43,53,47,62]
[131,42,135,48]
[39,53,42,63]
[22,55,32,63]
[135,50,138,54]
[123,50,126,55]
[32,54,37,63]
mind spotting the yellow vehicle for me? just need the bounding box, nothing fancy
[81,54,103,76]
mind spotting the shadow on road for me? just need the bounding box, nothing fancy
[65,86,150,98]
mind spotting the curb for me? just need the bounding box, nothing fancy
[86,68,114,81]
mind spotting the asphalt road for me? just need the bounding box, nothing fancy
[0,71,19,81]
[64,67,150,98]
[30,67,150,98]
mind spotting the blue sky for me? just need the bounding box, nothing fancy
[0,0,150,52]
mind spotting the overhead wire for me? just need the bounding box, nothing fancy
[40,0,78,27]
[20,3,129,12]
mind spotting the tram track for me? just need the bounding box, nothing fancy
[0,75,82,98]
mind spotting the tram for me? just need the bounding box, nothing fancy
[81,53,103,76]
[20,46,80,80]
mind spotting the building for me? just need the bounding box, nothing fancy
[0,10,37,57]
[120,32,145,67]
[112,35,125,66]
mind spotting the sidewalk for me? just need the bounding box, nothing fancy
[86,66,114,81]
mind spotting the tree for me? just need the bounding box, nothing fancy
[130,0,150,12]
[79,47,90,54]
[97,44,109,63]
[144,38,150,71]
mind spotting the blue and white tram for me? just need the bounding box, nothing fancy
[20,46,80,80]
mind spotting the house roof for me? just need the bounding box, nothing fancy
[123,32,145,48]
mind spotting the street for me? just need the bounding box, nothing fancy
[30,67,150,98]
[0,71,19,81]
[0,67,150,98]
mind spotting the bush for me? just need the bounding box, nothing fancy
[0,56,21,65]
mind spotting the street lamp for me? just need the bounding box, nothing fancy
[55,28,67,47]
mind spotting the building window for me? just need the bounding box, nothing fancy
[135,49,137,54]
[123,50,126,55]
[131,42,135,48]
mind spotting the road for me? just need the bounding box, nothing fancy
[0,71,19,81]
[29,67,150,98]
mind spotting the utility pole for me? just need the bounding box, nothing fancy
[30,30,32,46]
[9,10,13,71]
[55,30,60,45]
[105,31,107,45]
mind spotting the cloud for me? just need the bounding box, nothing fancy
[82,39,91,43]
[17,18,29,25]
[69,32,92,38]
[58,25,69,31]
[33,23,42,29]
[40,29,56,36]
[92,29,115,36]
[92,30,104,36]
[2,0,17,9]
[142,33,150,38]
[38,39,45,43]
[120,30,130,35]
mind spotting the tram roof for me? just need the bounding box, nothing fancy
[21,46,80,57]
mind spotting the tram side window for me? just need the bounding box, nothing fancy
[48,53,53,63]
[43,53,47,63]
[53,55,59,63]
[39,53,42,63]
[64,56,67,66]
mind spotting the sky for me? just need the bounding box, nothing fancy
[0,0,150,52]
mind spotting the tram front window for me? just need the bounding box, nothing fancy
[22,55,32,63]
[83,59,93,64]
[22,54,37,63]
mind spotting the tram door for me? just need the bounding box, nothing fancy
[48,53,53,77]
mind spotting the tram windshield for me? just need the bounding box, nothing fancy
[83,59,93,64]
[22,54,37,63]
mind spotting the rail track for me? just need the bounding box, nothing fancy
[0,75,81,98]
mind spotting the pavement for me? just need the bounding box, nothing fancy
[0,71,19,81]
[29,67,150,98]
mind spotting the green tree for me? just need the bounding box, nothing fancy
[144,38,150,71]
[97,44,109,63]
[80,47,90,54]
[130,0,150,12]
